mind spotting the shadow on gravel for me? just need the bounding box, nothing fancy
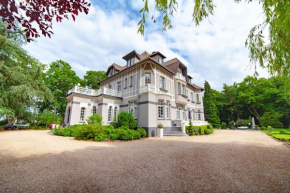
[1,136,290,193]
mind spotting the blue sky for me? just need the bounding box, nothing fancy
[24,0,269,90]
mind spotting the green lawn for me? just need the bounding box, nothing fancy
[262,128,290,141]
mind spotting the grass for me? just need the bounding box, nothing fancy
[262,128,290,141]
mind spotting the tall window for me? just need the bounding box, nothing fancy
[108,106,112,122]
[93,106,97,114]
[131,58,134,65]
[130,76,133,86]
[160,76,165,89]
[108,84,112,89]
[166,101,170,119]
[183,109,186,120]
[117,82,121,92]
[114,107,118,120]
[178,83,181,94]
[129,101,137,118]
[80,107,86,122]
[158,100,164,119]
[196,94,200,103]
[188,108,191,120]
[145,73,151,84]
[192,109,195,120]
[67,107,71,123]
[198,110,201,120]
[176,108,180,120]
[191,92,194,101]
[124,78,127,88]
[182,85,186,95]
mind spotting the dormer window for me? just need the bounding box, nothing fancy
[127,58,135,67]
[158,55,163,64]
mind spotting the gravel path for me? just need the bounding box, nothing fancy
[0,130,290,192]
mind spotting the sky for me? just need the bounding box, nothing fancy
[24,0,269,91]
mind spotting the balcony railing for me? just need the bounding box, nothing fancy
[175,73,186,82]
[68,86,122,98]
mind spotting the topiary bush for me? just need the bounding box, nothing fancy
[116,111,137,129]
[137,128,147,137]
[199,127,205,135]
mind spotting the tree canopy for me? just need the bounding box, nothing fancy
[82,70,107,89]
[138,0,290,76]
[0,0,91,41]
[0,21,52,120]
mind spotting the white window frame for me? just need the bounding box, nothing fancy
[145,73,151,84]
[183,109,186,120]
[158,100,164,119]
[117,81,121,92]
[178,83,181,94]
[196,93,200,103]
[124,78,127,88]
[198,110,201,120]
[166,101,170,119]
[176,108,180,120]
[80,107,86,122]
[188,108,191,120]
[160,76,165,89]
[114,107,118,120]
[128,101,137,118]
[191,92,194,101]
[130,76,133,86]
[182,85,186,95]
[158,56,163,64]
[108,106,112,122]
[93,106,97,114]
[192,109,195,120]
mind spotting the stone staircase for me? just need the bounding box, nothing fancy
[164,126,188,136]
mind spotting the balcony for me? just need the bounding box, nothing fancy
[140,84,174,99]
[175,73,186,82]
[68,86,122,98]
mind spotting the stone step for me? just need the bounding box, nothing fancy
[164,131,188,136]
[170,126,182,131]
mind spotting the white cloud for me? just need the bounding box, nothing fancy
[24,0,269,91]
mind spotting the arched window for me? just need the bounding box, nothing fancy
[80,107,86,122]
[114,107,118,120]
[108,106,112,122]
[93,106,97,114]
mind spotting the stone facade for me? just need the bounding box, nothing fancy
[65,50,208,137]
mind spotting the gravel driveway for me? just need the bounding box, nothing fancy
[0,130,290,192]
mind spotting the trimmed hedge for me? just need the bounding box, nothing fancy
[54,124,147,141]
[185,125,213,136]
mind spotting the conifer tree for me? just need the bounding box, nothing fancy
[203,81,220,128]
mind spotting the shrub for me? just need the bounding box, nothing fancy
[87,114,102,125]
[157,123,163,128]
[261,126,266,130]
[228,121,235,129]
[204,128,211,135]
[109,133,119,140]
[199,127,205,135]
[117,126,129,130]
[221,122,227,129]
[207,124,213,130]
[117,129,129,140]
[137,128,147,137]
[116,111,137,129]
[73,124,102,140]
[188,126,194,136]
[38,111,61,127]
[94,133,107,141]
[235,119,249,127]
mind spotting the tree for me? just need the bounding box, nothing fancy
[44,60,80,117]
[116,111,137,130]
[138,0,290,76]
[0,21,52,121]
[203,81,220,128]
[38,111,61,127]
[260,111,283,128]
[82,70,107,89]
[0,0,91,42]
